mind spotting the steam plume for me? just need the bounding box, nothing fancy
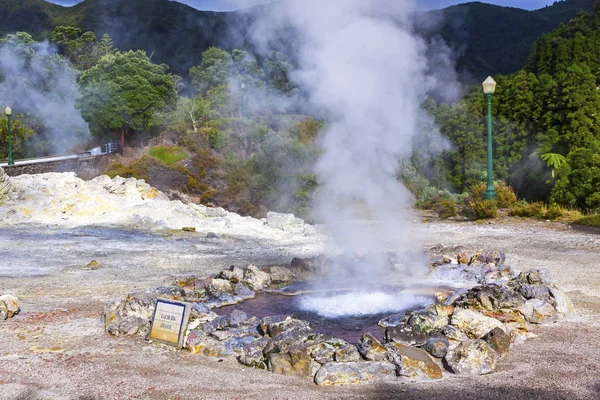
[0,40,89,156]
[250,0,458,291]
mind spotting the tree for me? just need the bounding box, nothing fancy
[173,95,215,132]
[0,112,34,158]
[77,50,177,148]
[189,47,233,93]
[51,26,116,71]
[541,152,567,177]
[551,145,600,210]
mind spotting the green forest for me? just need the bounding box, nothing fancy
[2,2,600,225]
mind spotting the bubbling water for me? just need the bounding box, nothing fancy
[297,290,434,318]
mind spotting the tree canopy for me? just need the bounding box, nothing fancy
[77,50,177,146]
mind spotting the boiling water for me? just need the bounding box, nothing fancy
[219,288,436,343]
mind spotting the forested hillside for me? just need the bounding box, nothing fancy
[422,2,600,212]
[2,1,600,221]
[0,0,593,78]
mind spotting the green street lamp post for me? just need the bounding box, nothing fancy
[482,76,497,200]
[5,106,14,166]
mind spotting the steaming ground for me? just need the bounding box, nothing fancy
[1,213,600,399]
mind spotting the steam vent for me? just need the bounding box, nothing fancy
[104,250,573,385]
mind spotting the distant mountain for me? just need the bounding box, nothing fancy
[0,0,594,79]
[428,0,595,80]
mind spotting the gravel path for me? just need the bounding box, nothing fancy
[1,218,599,400]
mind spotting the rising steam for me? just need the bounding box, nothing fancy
[0,40,89,156]
[250,0,457,294]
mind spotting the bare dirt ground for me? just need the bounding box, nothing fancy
[1,217,600,400]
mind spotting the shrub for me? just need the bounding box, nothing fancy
[510,201,544,218]
[433,199,457,219]
[470,182,486,201]
[495,181,518,208]
[544,204,563,220]
[574,214,600,228]
[206,128,228,151]
[148,145,187,165]
[468,181,516,208]
[415,187,458,210]
[105,156,154,180]
[466,199,498,219]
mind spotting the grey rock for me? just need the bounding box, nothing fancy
[205,293,244,308]
[440,325,468,342]
[243,265,271,291]
[482,327,510,356]
[186,330,228,356]
[268,317,311,337]
[443,289,469,306]
[357,333,388,361]
[549,287,574,315]
[314,361,396,386]
[219,266,244,283]
[518,284,551,300]
[104,292,156,336]
[268,266,294,285]
[237,337,270,369]
[471,250,505,266]
[263,328,312,356]
[258,315,291,336]
[112,316,148,336]
[0,167,12,204]
[335,345,361,362]
[221,335,257,354]
[232,282,255,300]
[228,309,250,328]
[203,207,228,218]
[0,295,20,320]
[197,315,229,333]
[146,286,186,300]
[185,329,213,351]
[408,310,448,333]
[268,349,321,378]
[206,279,233,296]
[517,269,552,285]
[378,313,406,328]
[424,332,450,358]
[520,299,559,324]
[290,257,315,272]
[455,284,526,312]
[385,323,427,346]
[451,308,507,339]
[445,339,497,375]
[266,211,306,233]
[386,342,443,380]
[206,232,219,239]
[311,343,336,364]
[191,302,210,314]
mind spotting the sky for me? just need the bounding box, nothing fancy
[45,0,557,12]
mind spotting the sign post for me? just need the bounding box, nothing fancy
[148,298,191,348]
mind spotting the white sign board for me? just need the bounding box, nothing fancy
[148,298,191,348]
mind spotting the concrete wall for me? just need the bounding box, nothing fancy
[2,156,104,180]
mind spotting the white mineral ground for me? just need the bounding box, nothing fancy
[1,172,600,399]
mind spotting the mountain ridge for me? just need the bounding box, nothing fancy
[0,0,594,79]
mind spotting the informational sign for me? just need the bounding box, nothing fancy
[148,298,191,348]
